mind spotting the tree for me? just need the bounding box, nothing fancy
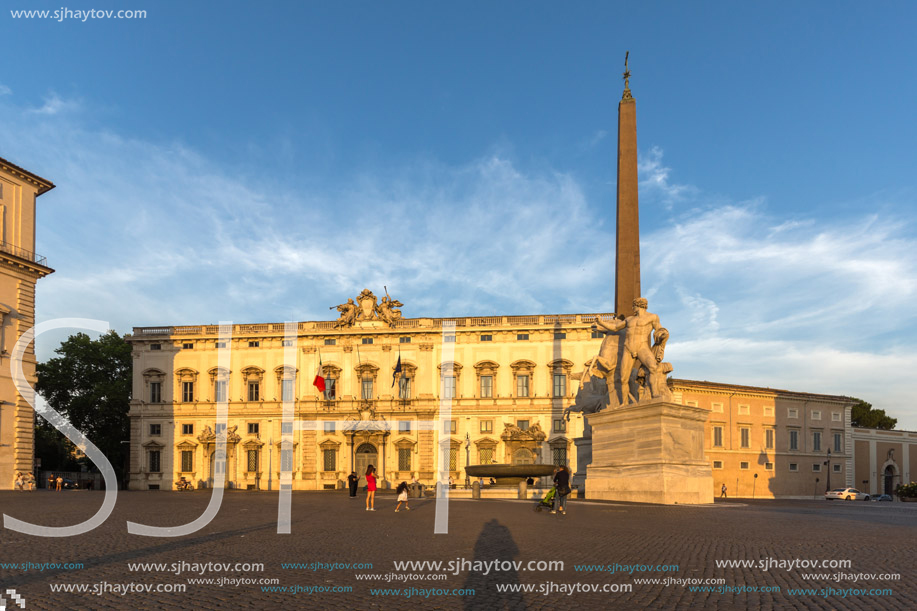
[850,399,897,430]
[35,331,132,482]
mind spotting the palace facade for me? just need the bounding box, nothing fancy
[127,291,860,498]
[0,157,55,490]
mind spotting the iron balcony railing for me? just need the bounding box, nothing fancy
[0,240,48,267]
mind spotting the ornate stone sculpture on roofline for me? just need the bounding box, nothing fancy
[331,287,403,329]
[571,296,672,413]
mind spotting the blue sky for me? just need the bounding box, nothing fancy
[2,1,916,427]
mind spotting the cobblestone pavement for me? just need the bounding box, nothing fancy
[0,490,914,610]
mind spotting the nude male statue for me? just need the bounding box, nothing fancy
[595,297,664,404]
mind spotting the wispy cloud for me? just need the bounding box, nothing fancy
[26,92,79,115]
[638,146,697,208]
[0,84,11,96]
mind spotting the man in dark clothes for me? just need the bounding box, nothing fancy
[347,471,359,497]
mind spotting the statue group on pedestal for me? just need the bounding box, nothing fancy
[565,297,673,420]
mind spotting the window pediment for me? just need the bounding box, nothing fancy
[473,360,500,376]
[510,360,536,373]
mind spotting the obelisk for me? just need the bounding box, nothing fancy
[614,52,640,317]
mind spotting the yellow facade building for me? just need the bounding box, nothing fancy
[127,292,858,498]
[0,156,55,490]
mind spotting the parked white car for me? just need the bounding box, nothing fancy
[825,487,870,501]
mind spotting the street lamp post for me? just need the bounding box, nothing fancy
[824,449,831,492]
[464,433,471,489]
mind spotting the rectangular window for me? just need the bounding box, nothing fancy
[323,449,336,472]
[517,420,529,431]
[766,429,774,450]
[442,376,456,399]
[480,420,493,434]
[832,412,842,422]
[480,334,492,342]
[443,335,456,343]
[516,333,529,341]
[480,375,493,398]
[324,339,336,345]
[444,420,457,434]
[399,336,411,343]
[738,404,750,415]
[834,433,842,453]
[280,448,293,471]
[149,424,161,436]
[789,463,798,472]
[479,448,493,465]
[362,338,373,345]
[214,380,227,403]
[553,374,566,397]
[765,462,774,471]
[788,408,799,419]
[181,450,193,472]
[711,402,723,413]
[247,450,259,472]
[248,422,260,435]
[182,381,194,403]
[813,431,822,452]
[516,375,530,397]
[686,400,698,407]
[449,448,458,472]
[398,421,412,433]
[833,464,841,473]
[764,406,774,417]
[248,381,260,402]
[181,424,193,436]
[553,419,566,433]
[183,343,194,350]
[361,378,374,400]
[324,421,335,434]
[740,461,749,470]
[281,422,293,435]
[713,426,723,447]
[554,332,566,340]
[149,450,161,473]
[248,341,260,348]
[150,343,161,350]
[323,379,336,401]
[282,339,294,347]
[398,377,411,400]
[216,341,227,349]
[552,447,567,467]
[591,330,603,338]
[281,379,294,402]
[740,428,750,448]
[149,382,161,403]
[812,463,821,472]
[398,448,411,471]
[789,430,799,451]
[216,423,226,435]
[713,460,723,469]
[812,410,822,420]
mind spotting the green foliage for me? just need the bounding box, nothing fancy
[34,419,81,472]
[897,482,917,499]
[35,331,131,481]
[850,399,897,430]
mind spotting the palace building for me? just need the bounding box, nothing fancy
[0,156,55,490]
[126,290,858,498]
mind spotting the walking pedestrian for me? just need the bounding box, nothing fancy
[14,472,23,491]
[395,481,411,512]
[551,466,571,515]
[720,483,727,499]
[48,474,55,490]
[365,465,377,511]
[347,471,359,498]
[56,475,63,491]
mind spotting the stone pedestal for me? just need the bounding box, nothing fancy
[585,401,713,504]
[572,436,592,490]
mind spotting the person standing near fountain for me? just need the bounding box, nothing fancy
[552,466,571,515]
[365,465,377,511]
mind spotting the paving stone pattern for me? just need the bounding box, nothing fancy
[0,491,914,610]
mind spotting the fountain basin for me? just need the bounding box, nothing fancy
[465,464,556,486]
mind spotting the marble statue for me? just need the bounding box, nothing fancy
[330,289,404,328]
[563,364,611,421]
[332,298,358,328]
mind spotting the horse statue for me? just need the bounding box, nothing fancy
[563,363,611,421]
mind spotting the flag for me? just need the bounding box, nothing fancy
[313,355,326,393]
[392,354,402,387]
